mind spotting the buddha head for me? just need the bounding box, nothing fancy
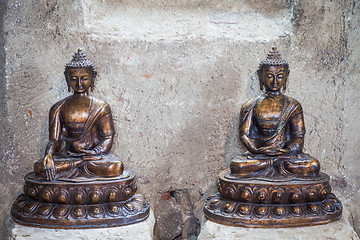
[64,49,97,92]
[257,47,290,92]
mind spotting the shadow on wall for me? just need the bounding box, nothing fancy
[224,73,261,168]
[224,114,242,168]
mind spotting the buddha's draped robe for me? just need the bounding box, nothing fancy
[230,95,320,178]
[34,96,123,180]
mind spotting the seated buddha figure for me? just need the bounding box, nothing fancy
[34,49,124,181]
[230,47,320,178]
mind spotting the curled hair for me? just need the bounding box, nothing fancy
[64,49,97,91]
[256,47,289,91]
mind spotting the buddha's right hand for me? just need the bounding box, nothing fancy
[258,145,281,155]
[258,146,290,156]
[257,145,272,152]
[68,151,87,157]
[43,153,56,181]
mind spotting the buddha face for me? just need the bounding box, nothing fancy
[68,67,92,93]
[262,66,287,92]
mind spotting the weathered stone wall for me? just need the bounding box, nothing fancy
[0,0,359,239]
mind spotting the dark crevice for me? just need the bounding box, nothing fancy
[156,189,200,240]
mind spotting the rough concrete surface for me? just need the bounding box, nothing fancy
[0,0,359,239]
[197,202,359,240]
[8,209,155,240]
[198,213,359,240]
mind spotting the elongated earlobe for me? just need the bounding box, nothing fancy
[282,80,287,92]
[257,68,264,91]
[64,71,71,92]
[90,69,97,92]
[260,80,264,91]
[90,81,95,92]
[283,69,290,92]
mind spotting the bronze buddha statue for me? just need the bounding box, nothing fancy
[34,49,123,181]
[11,49,150,228]
[204,47,342,227]
[230,48,319,178]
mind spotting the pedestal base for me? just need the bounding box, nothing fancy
[11,194,150,228]
[22,171,137,204]
[218,170,331,203]
[204,193,342,227]
[9,209,155,240]
[11,171,150,228]
[204,169,342,227]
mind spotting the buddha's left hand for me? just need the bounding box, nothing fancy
[278,148,291,154]
[68,149,97,157]
[261,147,290,156]
[79,146,103,156]
[68,151,87,157]
[80,149,97,155]
[258,145,277,155]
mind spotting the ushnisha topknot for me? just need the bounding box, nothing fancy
[64,49,97,91]
[65,49,94,69]
[259,47,288,67]
[257,47,290,91]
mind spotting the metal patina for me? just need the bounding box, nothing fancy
[11,49,150,228]
[204,47,342,227]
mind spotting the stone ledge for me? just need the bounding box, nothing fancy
[82,2,292,42]
[198,207,359,240]
[8,209,155,240]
